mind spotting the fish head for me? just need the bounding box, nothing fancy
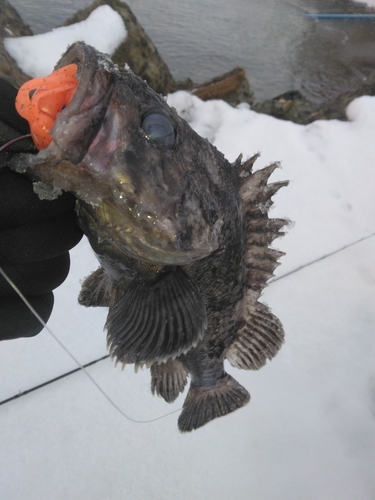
[26,42,227,265]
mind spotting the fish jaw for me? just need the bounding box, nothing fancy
[49,44,116,165]
[78,200,220,266]
[25,41,226,264]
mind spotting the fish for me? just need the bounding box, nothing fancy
[12,41,288,432]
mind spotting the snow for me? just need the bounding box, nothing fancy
[4,5,127,77]
[1,9,375,500]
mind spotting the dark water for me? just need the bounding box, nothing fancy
[8,0,375,102]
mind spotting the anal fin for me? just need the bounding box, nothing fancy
[151,358,189,403]
[178,373,250,432]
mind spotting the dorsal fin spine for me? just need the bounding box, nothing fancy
[226,155,289,371]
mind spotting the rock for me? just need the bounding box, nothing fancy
[253,73,375,124]
[252,91,316,124]
[62,0,175,95]
[65,1,254,103]
[2,0,372,124]
[191,67,254,107]
[0,0,34,88]
[0,0,253,105]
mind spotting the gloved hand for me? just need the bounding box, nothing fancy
[0,78,83,340]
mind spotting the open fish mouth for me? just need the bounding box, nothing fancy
[17,42,224,264]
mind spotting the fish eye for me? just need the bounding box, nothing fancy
[141,113,175,148]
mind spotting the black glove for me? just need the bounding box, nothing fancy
[0,78,83,340]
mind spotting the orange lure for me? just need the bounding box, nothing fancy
[16,64,78,150]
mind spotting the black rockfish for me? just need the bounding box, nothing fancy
[13,42,288,432]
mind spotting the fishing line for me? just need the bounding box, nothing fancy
[0,354,110,406]
[0,134,32,153]
[0,265,181,423]
[2,231,374,416]
[0,134,181,422]
[270,231,375,283]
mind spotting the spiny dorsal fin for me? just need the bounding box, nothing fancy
[227,155,288,370]
[236,152,259,176]
[240,156,289,298]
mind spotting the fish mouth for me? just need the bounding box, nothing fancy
[27,42,223,265]
[80,201,218,266]
[114,228,216,265]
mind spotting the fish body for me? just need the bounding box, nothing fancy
[14,42,288,432]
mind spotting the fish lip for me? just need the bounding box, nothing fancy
[48,42,116,165]
[111,235,217,266]
[116,213,221,265]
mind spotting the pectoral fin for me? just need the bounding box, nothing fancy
[106,267,207,367]
[78,267,112,307]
